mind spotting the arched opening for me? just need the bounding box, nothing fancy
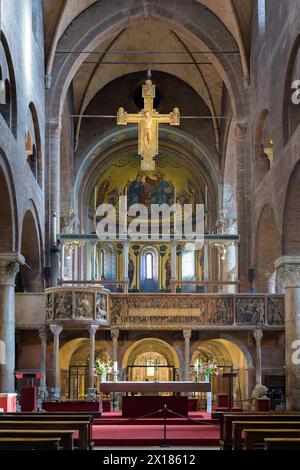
[122,338,180,382]
[25,103,42,186]
[283,161,300,255]
[0,32,17,136]
[58,338,111,399]
[255,205,280,292]
[255,110,273,184]
[19,209,42,292]
[181,245,196,292]
[191,338,250,405]
[140,246,159,292]
[0,166,13,251]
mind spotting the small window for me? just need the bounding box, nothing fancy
[258,0,266,36]
[145,252,153,279]
[182,250,195,280]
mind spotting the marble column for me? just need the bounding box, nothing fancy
[111,328,119,382]
[91,242,97,281]
[87,324,99,400]
[275,256,300,410]
[38,327,47,389]
[123,242,129,293]
[0,253,24,392]
[267,271,276,294]
[50,324,63,398]
[170,241,177,293]
[253,329,263,387]
[183,329,191,381]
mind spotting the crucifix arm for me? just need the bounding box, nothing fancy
[156,109,180,126]
[126,114,144,124]
[117,108,142,125]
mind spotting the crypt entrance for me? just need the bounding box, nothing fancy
[59,338,112,399]
[122,338,180,385]
[191,338,251,406]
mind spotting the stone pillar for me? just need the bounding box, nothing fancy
[275,256,300,410]
[111,328,119,381]
[50,324,63,398]
[48,121,61,247]
[170,241,177,293]
[45,120,61,284]
[60,243,65,282]
[38,327,47,389]
[0,253,24,392]
[235,120,250,291]
[87,324,99,399]
[183,329,191,381]
[253,329,263,387]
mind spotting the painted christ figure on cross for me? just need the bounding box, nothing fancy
[117,73,180,171]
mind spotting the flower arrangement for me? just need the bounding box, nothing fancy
[193,359,219,377]
[94,358,113,376]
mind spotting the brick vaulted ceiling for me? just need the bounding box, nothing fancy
[42,0,253,149]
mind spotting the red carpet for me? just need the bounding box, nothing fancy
[92,411,220,446]
[92,424,220,446]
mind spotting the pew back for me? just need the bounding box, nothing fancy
[244,429,300,450]
[0,437,61,450]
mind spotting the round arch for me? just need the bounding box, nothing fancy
[0,149,17,251]
[19,207,42,291]
[74,126,220,231]
[121,338,180,370]
[191,337,251,400]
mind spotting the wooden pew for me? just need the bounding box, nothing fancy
[264,438,300,450]
[0,420,90,450]
[220,412,300,449]
[0,437,61,450]
[0,414,93,449]
[0,429,74,450]
[244,429,300,450]
[233,421,300,450]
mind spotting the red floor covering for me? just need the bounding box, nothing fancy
[94,411,214,426]
[92,421,220,447]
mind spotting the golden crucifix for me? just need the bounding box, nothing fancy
[117,76,180,170]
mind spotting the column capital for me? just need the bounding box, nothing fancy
[253,329,263,343]
[183,329,192,339]
[0,252,25,285]
[39,327,47,342]
[87,324,99,335]
[50,324,63,336]
[275,256,300,288]
[235,119,249,140]
[111,328,119,339]
[47,119,62,139]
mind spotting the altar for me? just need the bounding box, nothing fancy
[100,381,211,418]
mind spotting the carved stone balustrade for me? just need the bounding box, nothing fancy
[44,286,110,327]
[109,293,284,330]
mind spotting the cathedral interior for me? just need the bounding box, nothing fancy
[1,0,300,451]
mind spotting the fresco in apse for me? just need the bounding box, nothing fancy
[89,154,204,218]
